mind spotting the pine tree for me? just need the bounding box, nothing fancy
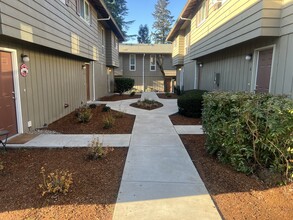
[104,0,135,39]
[152,0,174,44]
[137,24,151,44]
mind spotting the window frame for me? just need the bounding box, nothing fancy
[185,32,190,55]
[150,54,156,71]
[79,0,90,24]
[129,54,136,71]
[197,0,207,27]
[101,28,105,54]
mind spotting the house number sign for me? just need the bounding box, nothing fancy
[20,63,29,77]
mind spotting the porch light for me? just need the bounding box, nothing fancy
[82,64,86,69]
[245,54,252,61]
[198,62,203,68]
[21,54,30,62]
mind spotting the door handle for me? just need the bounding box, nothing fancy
[12,91,15,99]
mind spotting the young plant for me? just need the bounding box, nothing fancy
[102,105,111,112]
[87,137,114,160]
[76,106,93,123]
[39,167,73,196]
[103,113,115,129]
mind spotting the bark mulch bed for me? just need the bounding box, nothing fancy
[181,134,293,220]
[0,147,128,220]
[47,105,135,134]
[169,113,202,125]
[99,94,141,101]
[130,101,163,110]
[157,93,179,99]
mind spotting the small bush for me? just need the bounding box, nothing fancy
[103,113,115,129]
[114,77,135,95]
[89,103,97,109]
[177,89,207,118]
[76,106,92,123]
[87,137,114,160]
[130,91,136,96]
[202,92,293,182]
[102,105,111,112]
[165,92,171,97]
[115,111,125,118]
[39,167,73,196]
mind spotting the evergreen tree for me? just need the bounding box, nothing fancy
[104,0,135,39]
[152,0,174,44]
[137,24,151,44]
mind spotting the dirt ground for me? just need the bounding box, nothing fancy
[169,113,202,125]
[156,93,179,99]
[47,105,135,134]
[0,148,128,220]
[181,134,293,220]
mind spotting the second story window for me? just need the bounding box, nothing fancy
[129,54,136,71]
[101,28,105,54]
[79,0,90,23]
[150,55,156,71]
[197,0,207,26]
[185,32,190,55]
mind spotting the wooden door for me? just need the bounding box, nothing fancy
[255,48,273,93]
[0,51,17,136]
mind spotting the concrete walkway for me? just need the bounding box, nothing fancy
[112,92,221,220]
[6,92,221,219]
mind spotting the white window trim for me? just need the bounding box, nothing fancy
[101,28,105,54]
[250,44,276,93]
[150,55,156,71]
[129,54,136,71]
[197,0,207,27]
[80,0,91,24]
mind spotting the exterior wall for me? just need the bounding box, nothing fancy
[106,30,119,67]
[0,0,100,60]
[119,53,175,92]
[0,36,88,132]
[189,0,282,59]
[182,62,196,91]
[172,31,185,66]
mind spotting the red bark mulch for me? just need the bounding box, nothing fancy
[99,94,141,101]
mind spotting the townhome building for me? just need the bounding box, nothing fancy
[117,44,176,92]
[167,0,293,98]
[0,0,124,136]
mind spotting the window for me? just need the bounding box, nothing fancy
[79,0,90,23]
[150,55,156,71]
[113,35,118,50]
[197,0,207,26]
[129,54,136,71]
[174,38,177,48]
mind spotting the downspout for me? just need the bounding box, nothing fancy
[92,61,96,101]
[142,53,145,91]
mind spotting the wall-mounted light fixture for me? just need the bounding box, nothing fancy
[198,62,203,68]
[82,64,86,69]
[245,53,253,61]
[21,54,30,62]
[108,67,112,73]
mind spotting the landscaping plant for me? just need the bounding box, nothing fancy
[202,92,293,183]
[114,77,135,95]
[177,89,207,118]
[75,105,93,123]
[102,113,115,129]
[39,167,73,196]
[87,137,114,160]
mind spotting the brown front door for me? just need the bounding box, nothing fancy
[0,51,17,136]
[255,48,273,93]
[85,64,90,101]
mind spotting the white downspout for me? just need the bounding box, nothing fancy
[194,60,197,89]
[142,53,145,91]
[92,61,96,101]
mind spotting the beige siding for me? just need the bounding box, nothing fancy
[189,0,282,59]
[281,1,293,35]
[106,31,119,67]
[172,32,185,66]
[0,0,99,60]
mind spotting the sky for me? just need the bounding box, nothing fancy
[124,0,184,43]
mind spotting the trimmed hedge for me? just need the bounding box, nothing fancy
[114,78,135,94]
[202,92,293,182]
[177,89,207,118]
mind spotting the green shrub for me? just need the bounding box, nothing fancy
[75,106,93,123]
[130,91,136,96]
[114,77,135,95]
[177,90,207,118]
[89,103,97,109]
[202,92,293,182]
[102,105,111,112]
